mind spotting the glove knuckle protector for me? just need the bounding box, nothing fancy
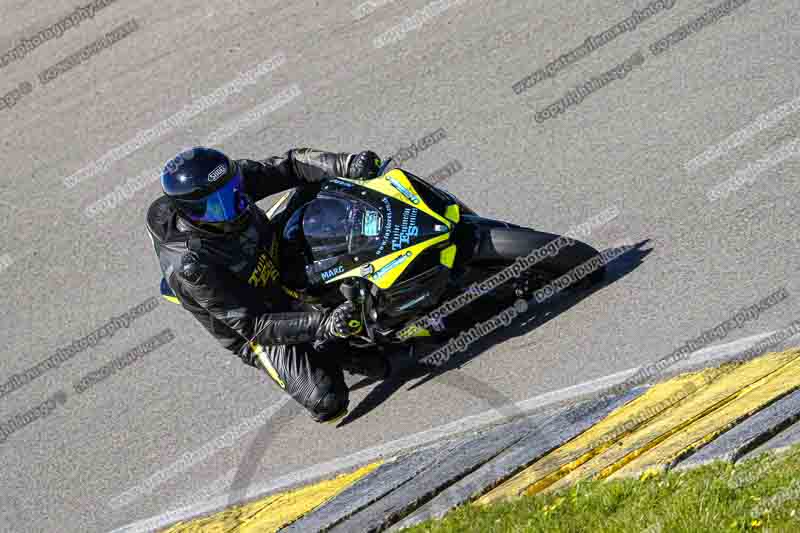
[348,150,381,180]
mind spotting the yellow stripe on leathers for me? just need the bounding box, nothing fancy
[160,462,381,533]
[476,349,800,505]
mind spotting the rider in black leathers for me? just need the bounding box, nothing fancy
[146,146,389,423]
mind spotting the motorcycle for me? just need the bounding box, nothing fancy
[261,160,606,348]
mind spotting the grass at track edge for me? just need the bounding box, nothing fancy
[400,443,800,533]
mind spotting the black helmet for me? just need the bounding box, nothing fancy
[161,147,252,230]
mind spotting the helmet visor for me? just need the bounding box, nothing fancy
[176,166,251,223]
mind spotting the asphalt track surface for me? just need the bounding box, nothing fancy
[0,0,798,531]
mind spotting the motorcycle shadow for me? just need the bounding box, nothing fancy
[336,240,653,427]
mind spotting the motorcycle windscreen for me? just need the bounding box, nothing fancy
[302,195,384,261]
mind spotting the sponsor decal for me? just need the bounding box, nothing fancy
[208,164,227,182]
[371,251,412,281]
[363,210,381,236]
[247,252,279,288]
[331,178,354,188]
[391,207,420,251]
[375,197,393,257]
[388,176,420,204]
[321,264,345,281]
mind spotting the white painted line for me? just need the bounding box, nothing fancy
[111,330,797,533]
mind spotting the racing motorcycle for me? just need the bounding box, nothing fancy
[260,161,606,348]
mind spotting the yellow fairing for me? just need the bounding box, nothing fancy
[440,244,457,268]
[444,204,460,223]
[325,171,454,289]
[337,170,453,227]
[410,326,431,337]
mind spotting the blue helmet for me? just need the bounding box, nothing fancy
[161,147,252,227]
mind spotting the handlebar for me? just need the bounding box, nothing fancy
[377,157,395,176]
[339,279,374,341]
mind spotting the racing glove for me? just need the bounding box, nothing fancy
[347,150,382,180]
[316,301,361,341]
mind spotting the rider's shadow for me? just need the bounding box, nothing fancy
[336,240,653,427]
